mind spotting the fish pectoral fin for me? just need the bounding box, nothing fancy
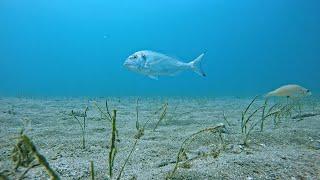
[148,75,158,80]
[144,61,150,68]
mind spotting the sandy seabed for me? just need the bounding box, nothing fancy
[0,96,319,180]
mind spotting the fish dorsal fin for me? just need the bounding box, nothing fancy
[148,75,158,80]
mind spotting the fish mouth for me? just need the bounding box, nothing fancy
[123,62,135,70]
[123,61,131,69]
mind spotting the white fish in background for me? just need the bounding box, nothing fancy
[266,84,311,98]
[123,50,206,79]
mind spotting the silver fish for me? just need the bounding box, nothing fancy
[123,50,206,79]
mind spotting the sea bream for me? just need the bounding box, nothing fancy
[123,50,206,79]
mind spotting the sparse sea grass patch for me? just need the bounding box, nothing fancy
[260,99,282,131]
[290,96,318,121]
[241,96,282,145]
[241,96,283,146]
[135,98,140,131]
[166,104,179,123]
[19,135,60,180]
[94,99,119,139]
[166,123,226,179]
[271,102,295,126]
[240,96,300,146]
[287,96,309,117]
[10,130,60,180]
[308,96,319,112]
[273,96,312,122]
[108,110,117,179]
[1,96,318,179]
[117,98,147,179]
[92,99,118,178]
[154,101,168,115]
[134,98,145,139]
[71,106,88,149]
[93,99,135,179]
[90,161,95,180]
[241,96,259,134]
[153,102,168,131]
[93,100,112,122]
[116,138,139,180]
[241,96,263,146]
[93,98,146,179]
[222,111,231,126]
[11,132,35,170]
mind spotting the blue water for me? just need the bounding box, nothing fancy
[1,0,319,97]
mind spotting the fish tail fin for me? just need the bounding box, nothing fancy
[189,52,206,77]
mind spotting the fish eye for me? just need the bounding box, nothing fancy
[129,55,138,60]
[306,89,310,92]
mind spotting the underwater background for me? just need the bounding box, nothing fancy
[1,1,320,179]
[0,0,319,97]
